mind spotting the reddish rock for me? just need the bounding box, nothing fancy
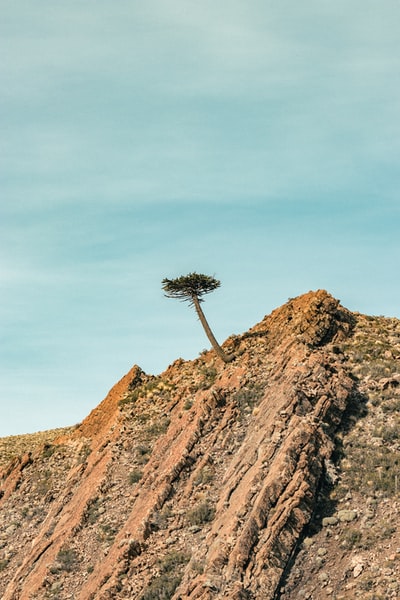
[1,290,396,599]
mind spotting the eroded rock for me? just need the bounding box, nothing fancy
[1,291,394,600]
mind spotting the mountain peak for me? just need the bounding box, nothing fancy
[1,291,399,599]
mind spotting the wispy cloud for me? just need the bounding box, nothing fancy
[3,1,400,207]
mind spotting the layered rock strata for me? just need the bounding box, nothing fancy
[0,291,370,599]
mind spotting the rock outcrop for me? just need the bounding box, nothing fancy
[1,290,399,599]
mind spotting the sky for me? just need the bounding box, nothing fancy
[1,1,399,436]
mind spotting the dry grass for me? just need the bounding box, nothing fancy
[0,426,75,471]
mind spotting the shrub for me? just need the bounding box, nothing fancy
[120,378,174,407]
[84,497,102,524]
[140,573,182,600]
[129,469,143,484]
[145,417,170,438]
[97,523,117,544]
[136,444,151,464]
[35,470,52,495]
[53,548,78,572]
[42,444,56,458]
[186,501,215,526]
[140,551,189,600]
[78,444,92,463]
[381,425,399,442]
[150,506,173,530]
[381,398,400,413]
[340,528,362,549]
[193,466,214,486]
[197,366,217,390]
[0,559,9,571]
[233,384,264,414]
[159,551,189,573]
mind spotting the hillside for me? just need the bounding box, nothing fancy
[0,290,399,599]
[0,428,76,472]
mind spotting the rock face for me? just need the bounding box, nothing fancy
[1,290,399,599]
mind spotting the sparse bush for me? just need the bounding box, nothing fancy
[191,559,205,574]
[53,548,78,572]
[35,470,52,495]
[42,444,56,458]
[119,388,141,407]
[340,528,362,549]
[150,505,173,530]
[186,501,215,526]
[0,559,9,571]
[379,521,396,539]
[381,398,400,413]
[381,425,399,442]
[233,384,264,414]
[140,573,182,600]
[145,417,170,438]
[97,523,117,544]
[22,506,44,521]
[129,469,143,484]
[183,399,193,410]
[84,497,102,524]
[197,366,218,390]
[120,378,174,407]
[77,444,92,464]
[44,582,63,600]
[135,412,152,424]
[140,551,189,600]
[159,551,189,573]
[193,466,214,486]
[359,579,374,591]
[338,434,400,497]
[136,444,151,464]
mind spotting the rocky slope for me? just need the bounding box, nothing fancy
[0,428,76,472]
[0,290,399,599]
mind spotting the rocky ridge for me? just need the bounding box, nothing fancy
[0,290,399,599]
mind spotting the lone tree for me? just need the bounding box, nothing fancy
[162,272,234,363]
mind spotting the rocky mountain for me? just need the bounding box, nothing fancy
[0,290,399,600]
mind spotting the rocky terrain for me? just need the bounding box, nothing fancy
[0,428,76,472]
[0,290,399,599]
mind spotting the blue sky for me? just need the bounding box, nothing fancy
[1,1,399,436]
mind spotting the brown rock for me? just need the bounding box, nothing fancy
[0,291,398,599]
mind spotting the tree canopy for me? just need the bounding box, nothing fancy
[161,273,221,305]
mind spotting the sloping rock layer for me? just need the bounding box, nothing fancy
[1,290,397,599]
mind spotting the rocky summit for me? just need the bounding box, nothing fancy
[1,290,399,600]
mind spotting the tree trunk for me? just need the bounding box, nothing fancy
[192,295,234,363]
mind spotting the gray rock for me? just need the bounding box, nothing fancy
[322,516,338,527]
[337,509,357,522]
